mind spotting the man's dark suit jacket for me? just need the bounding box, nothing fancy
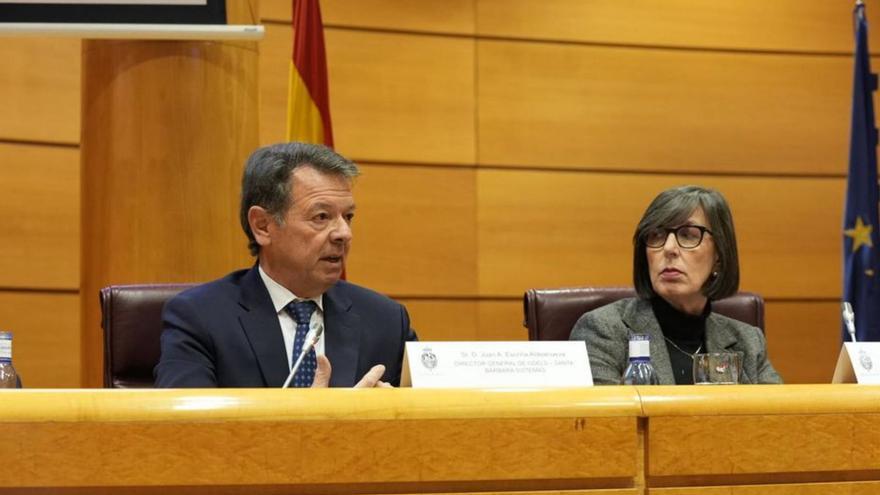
[154,266,417,387]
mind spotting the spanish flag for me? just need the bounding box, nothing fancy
[286,0,333,147]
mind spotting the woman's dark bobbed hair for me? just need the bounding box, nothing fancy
[632,185,740,301]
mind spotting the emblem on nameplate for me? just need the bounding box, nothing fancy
[859,350,873,372]
[420,348,438,370]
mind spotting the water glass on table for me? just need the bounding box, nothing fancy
[693,352,742,385]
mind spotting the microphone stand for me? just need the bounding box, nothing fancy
[282,324,324,388]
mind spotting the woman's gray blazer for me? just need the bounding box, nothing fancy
[570,297,782,385]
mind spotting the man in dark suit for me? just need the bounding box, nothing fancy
[155,142,417,388]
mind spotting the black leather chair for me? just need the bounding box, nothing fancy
[100,284,195,388]
[523,287,764,341]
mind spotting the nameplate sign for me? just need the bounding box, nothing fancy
[400,341,592,388]
[832,342,880,384]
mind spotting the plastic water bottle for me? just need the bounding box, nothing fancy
[0,331,18,388]
[621,334,659,385]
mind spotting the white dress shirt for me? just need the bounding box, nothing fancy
[258,265,325,368]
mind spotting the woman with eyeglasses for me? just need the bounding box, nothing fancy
[570,185,782,384]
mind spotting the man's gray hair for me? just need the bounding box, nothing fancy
[240,142,359,256]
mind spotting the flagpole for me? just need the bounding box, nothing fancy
[855,1,864,38]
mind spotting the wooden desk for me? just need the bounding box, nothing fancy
[0,386,878,494]
[640,384,880,494]
[0,388,640,494]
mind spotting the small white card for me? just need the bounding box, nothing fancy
[832,342,880,384]
[401,341,592,388]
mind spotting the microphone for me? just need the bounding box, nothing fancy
[282,323,324,389]
[842,302,858,343]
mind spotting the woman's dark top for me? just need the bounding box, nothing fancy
[651,297,709,385]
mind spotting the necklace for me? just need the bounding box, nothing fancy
[663,335,702,359]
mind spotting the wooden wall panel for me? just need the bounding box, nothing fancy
[478,300,527,341]
[0,143,79,290]
[327,27,475,164]
[727,178,844,298]
[402,300,478,341]
[262,0,475,33]
[477,169,843,299]
[225,0,258,24]
[260,26,476,165]
[478,40,850,175]
[346,164,477,296]
[0,291,80,387]
[0,38,80,144]
[765,301,841,384]
[476,169,631,295]
[257,24,289,146]
[401,300,525,342]
[477,0,880,52]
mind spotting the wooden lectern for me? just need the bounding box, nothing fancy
[79,0,261,387]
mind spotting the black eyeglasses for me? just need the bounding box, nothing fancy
[644,225,713,249]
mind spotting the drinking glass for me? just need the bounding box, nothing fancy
[693,352,743,385]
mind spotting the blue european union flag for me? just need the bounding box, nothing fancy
[844,1,880,342]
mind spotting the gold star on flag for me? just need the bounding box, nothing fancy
[845,216,874,252]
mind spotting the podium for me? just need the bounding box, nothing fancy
[78,0,261,388]
[1,386,879,494]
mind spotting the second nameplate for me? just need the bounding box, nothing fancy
[401,341,593,388]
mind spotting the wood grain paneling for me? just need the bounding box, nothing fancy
[479,299,527,341]
[346,164,477,296]
[1,388,645,421]
[5,387,880,493]
[0,389,643,490]
[478,40,850,175]
[260,26,476,164]
[397,299,524,342]
[81,40,258,282]
[2,418,634,485]
[0,291,80,388]
[80,39,259,386]
[649,413,880,476]
[0,38,80,144]
[225,0,259,24]
[402,299,478,341]
[262,0,475,34]
[258,23,290,146]
[765,301,841,384]
[639,384,880,416]
[477,0,880,52]
[0,143,79,290]
[477,169,844,299]
[652,482,880,494]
